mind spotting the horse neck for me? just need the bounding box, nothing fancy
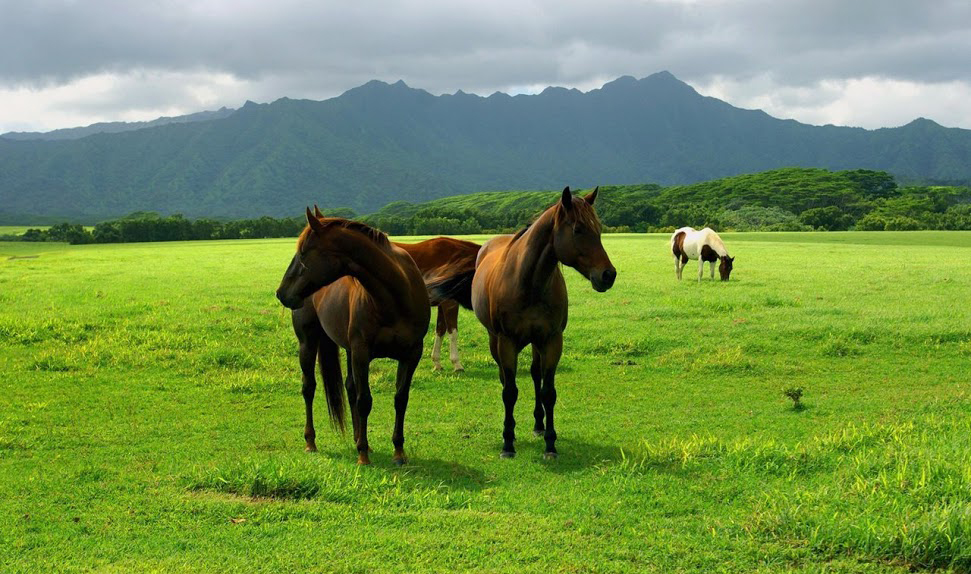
[708,235,729,258]
[507,208,560,293]
[335,232,415,317]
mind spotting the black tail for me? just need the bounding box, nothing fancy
[316,338,347,433]
[426,269,475,310]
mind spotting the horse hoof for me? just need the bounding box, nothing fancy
[357,455,372,466]
[393,458,406,467]
[432,365,443,372]
[453,366,465,373]
[543,451,558,460]
[533,430,544,437]
[500,450,516,459]
[305,444,318,453]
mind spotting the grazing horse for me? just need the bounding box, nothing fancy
[431,186,616,459]
[671,226,734,282]
[394,237,480,372]
[275,209,430,465]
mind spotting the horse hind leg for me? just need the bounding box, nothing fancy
[443,301,463,372]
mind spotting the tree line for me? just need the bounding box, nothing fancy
[9,168,971,245]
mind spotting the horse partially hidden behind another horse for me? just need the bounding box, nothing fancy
[429,186,616,459]
[276,209,430,465]
[394,237,480,373]
[671,226,735,282]
[311,206,479,373]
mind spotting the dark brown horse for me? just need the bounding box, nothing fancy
[394,237,480,372]
[431,187,616,458]
[276,209,430,465]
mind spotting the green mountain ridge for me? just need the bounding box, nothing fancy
[2,72,970,220]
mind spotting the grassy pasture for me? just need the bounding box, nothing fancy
[2,231,971,572]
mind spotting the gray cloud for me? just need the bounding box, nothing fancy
[1,0,969,131]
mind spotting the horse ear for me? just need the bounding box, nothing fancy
[560,186,573,211]
[583,186,599,205]
[313,204,324,218]
[306,207,325,233]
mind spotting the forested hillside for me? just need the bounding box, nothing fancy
[362,168,971,234]
[2,72,971,221]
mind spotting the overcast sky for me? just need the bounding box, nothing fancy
[1,0,969,134]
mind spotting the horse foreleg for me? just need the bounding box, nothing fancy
[349,349,373,465]
[530,346,544,437]
[298,334,320,452]
[391,350,421,466]
[674,255,682,280]
[293,306,322,452]
[494,335,520,458]
[698,258,705,282]
[538,334,563,458]
[431,307,446,371]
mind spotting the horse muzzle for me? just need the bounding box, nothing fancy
[276,287,304,310]
[590,268,617,292]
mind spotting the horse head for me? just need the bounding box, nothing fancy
[275,207,348,309]
[718,255,735,281]
[552,186,617,292]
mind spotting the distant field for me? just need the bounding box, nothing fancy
[0,226,47,236]
[2,232,970,572]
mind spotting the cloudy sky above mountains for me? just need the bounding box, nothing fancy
[1,0,969,133]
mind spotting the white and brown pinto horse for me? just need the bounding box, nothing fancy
[671,226,734,281]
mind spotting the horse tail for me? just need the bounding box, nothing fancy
[426,267,475,310]
[316,337,347,432]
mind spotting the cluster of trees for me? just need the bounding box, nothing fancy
[362,168,971,234]
[11,168,971,244]
[19,209,356,245]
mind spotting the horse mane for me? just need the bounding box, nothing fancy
[297,217,390,252]
[509,193,602,244]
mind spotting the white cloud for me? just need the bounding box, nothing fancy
[1,0,969,132]
[693,75,971,129]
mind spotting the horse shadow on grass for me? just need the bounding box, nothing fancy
[317,447,487,493]
[502,435,626,475]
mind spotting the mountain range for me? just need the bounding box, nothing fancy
[2,71,970,221]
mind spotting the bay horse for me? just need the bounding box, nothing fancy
[394,237,480,372]
[430,186,616,459]
[671,226,734,282]
[312,206,479,372]
[275,209,430,465]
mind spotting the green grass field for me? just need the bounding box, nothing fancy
[2,232,971,572]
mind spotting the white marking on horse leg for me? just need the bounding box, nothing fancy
[698,259,704,282]
[710,261,715,279]
[448,329,464,372]
[431,334,443,371]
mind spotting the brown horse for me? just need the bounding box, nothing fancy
[275,209,430,465]
[431,187,616,458]
[311,207,479,372]
[394,237,480,372]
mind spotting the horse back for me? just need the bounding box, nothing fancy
[395,237,480,276]
[472,234,568,343]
